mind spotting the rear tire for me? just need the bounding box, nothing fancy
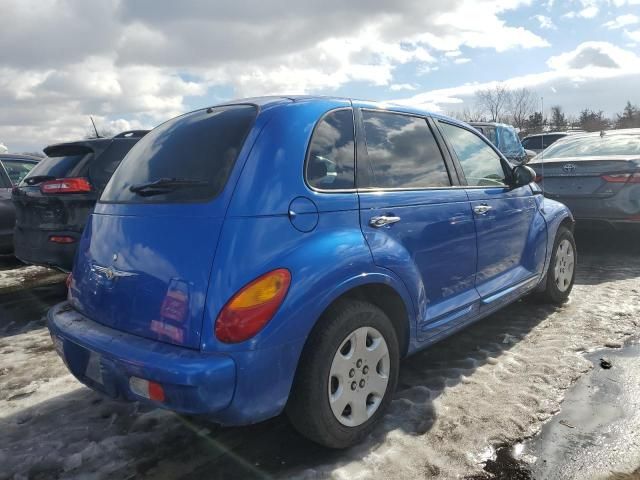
[537,226,577,304]
[286,299,399,449]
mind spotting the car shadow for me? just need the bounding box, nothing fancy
[573,228,640,286]
[0,282,67,338]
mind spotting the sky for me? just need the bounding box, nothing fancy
[1,0,639,153]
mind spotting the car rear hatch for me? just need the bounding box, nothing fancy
[532,156,640,198]
[68,104,258,349]
[13,142,105,263]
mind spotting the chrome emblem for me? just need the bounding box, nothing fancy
[563,163,576,173]
[92,264,137,280]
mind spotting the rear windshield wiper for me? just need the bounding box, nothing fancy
[129,177,209,196]
[23,175,55,186]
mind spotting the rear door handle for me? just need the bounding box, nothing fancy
[473,205,492,215]
[370,215,401,228]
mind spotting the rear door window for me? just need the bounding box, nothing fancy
[306,109,355,190]
[22,146,93,185]
[439,121,507,187]
[101,105,257,203]
[360,110,450,189]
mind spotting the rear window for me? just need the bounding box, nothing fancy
[543,133,640,159]
[2,159,36,185]
[101,105,257,203]
[361,110,450,189]
[22,146,92,185]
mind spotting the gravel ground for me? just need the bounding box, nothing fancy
[0,231,639,480]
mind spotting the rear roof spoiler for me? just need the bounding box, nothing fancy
[113,130,150,139]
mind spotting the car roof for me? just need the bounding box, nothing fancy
[0,153,41,163]
[468,121,513,128]
[43,130,149,156]
[523,132,570,139]
[553,128,640,141]
[213,95,470,128]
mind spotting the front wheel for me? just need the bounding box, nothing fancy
[286,299,399,448]
[537,226,577,304]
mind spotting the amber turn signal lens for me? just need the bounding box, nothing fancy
[215,269,291,343]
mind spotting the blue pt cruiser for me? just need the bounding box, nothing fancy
[49,97,576,448]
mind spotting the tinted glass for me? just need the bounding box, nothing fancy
[22,146,92,185]
[541,133,640,159]
[362,111,450,189]
[497,126,525,158]
[102,105,257,203]
[306,109,355,190]
[439,122,507,187]
[522,137,542,150]
[88,139,138,190]
[2,159,36,185]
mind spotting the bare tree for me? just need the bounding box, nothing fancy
[475,84,511,122]
[508,88,537,130]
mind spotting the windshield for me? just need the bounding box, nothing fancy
[542,133,640,159]
[101,105,257,203]
[497,126,525,158]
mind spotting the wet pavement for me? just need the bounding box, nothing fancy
[1,228,639,479]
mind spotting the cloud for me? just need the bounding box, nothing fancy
[604,14,640,29]
[534,15,557,29]
[389,84,418,91]
[454,58,472,64]
[0,0,554,152]
[578,6,600,18]
[626,29,640,42]
[393,42,640,116]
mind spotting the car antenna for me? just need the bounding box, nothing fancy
[540,96,545,213]
[89,116,101,138]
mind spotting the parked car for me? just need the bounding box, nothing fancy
[12,130,149,271]
[470,122,533,164]
[0,154,41,253]
[521,132,571,154]
[48,97,575,449]
[529,128,640,230]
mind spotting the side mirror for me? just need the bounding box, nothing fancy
[512,165,536,188]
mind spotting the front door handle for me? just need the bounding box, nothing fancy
[473,205,492,215]
[370,215,401,228]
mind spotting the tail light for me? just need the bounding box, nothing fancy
[534,174,543,183]
[215,269,291,343]
[40,177,92,194]
[49,235,76,244]
[601,173,640,184]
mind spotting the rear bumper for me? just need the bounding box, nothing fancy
[546,195,640,223]
[14,227,78,271]
[47,302,237,415]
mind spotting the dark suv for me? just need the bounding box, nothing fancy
[13,130,148,271]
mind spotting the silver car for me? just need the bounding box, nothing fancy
[529,129,640,229]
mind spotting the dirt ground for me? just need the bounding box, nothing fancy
[1,230,639,480]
